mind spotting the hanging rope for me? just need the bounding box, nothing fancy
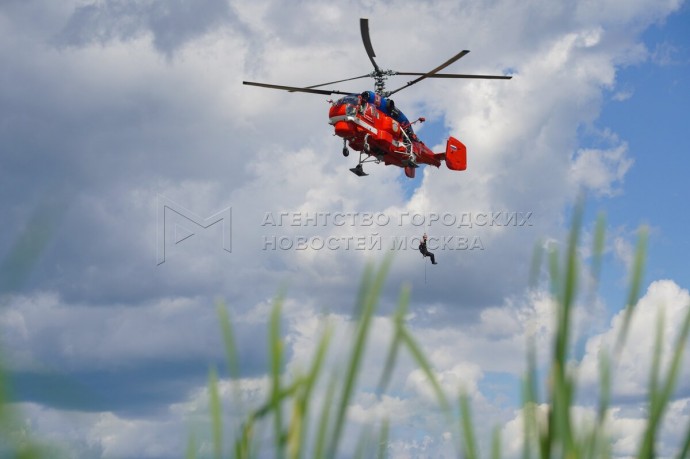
[420,230,429,285]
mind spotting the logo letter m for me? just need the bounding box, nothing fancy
[156,194,232,265]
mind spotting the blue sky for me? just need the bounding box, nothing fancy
[582,4,690,322]
[596,4,690,283]
[1,1,690,457]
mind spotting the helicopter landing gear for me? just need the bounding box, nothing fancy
[348,135,378,176]
[350,163,368,176]
[342,139,349,157]
[400,130,418,168]
[363,134,371,153]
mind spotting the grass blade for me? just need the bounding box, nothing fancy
[353,425,372,459]
[377,419,389,459]
[399,326,449,412]
[185,431,197,459]
[459,393,478,459]
[328,256,393,457]
[614,227,648,358]
[491,425,501,459]
[269,296,286,457]
[529,239,544,289]
[521,335,539,459]
[590,213,606,294]
[0,197,67,293]
[208,367,223,459]
[376,285,410,395]
[677,416,690,459]
[639,304,690,458]
[290,325,332,459]
[216,302,240,381]
[314,375,337,459]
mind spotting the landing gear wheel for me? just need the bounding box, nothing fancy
[342,147,349,157]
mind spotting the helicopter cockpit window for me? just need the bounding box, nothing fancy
[335,95,359,107]
[335,95,359,116]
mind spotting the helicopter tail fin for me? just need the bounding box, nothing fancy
[440,136,467,171]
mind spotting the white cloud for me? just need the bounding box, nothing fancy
[613,234,635,272]
[613,88,634,101]
[570,144,633,196]
[580,280,690,398]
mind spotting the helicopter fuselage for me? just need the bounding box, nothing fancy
[328,93,466,178]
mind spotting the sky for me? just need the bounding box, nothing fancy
[1,0,689,457]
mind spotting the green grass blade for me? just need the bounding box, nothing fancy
[554,199,582,372]
[185,431,197,459]
[208,367,223,459]
[677,416,690,459]
[639,304,690,458]
[561,198,582,315]
[548,201,584,457]
[269,296,286,457]
[290,325,332,459]
[548,247,561,299]
[491,425,501,459]
[354,263,375,318]
[353,425,372,459]
[314,375,337,459]
[216,300,246,436]
[597,350,611,423]
[216,302,240,380]
[521,335,539,459]
[399,326,449,412]
[377,419,389,459]
[234,418,255,459]
[0,197,67,293]
[590,213,606,293]
[529,239,544,289]
[584,348,612,459]
[614,226,648,358]
[459,393,479,459]
[648,309,665,416]
[286,388,305,459]
[328,256,393,457]
[376,285,410,395]
[520,381,534,459]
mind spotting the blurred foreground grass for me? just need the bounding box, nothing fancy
[195,206,690,458]
[1,204,690,458]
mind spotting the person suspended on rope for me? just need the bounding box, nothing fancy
[418,233,437,265]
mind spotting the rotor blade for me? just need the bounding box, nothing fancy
[301,74,371,90]
[360,18,380,72]
[243,81,352,96]
[387,50,470,96]
[396,72,512,80]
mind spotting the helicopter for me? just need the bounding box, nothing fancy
[243,18,512,178]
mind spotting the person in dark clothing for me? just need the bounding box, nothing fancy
[419,233,437,264]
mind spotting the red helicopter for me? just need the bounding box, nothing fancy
[244,18,511,178]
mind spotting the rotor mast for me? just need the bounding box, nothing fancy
[370,69,396,96]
